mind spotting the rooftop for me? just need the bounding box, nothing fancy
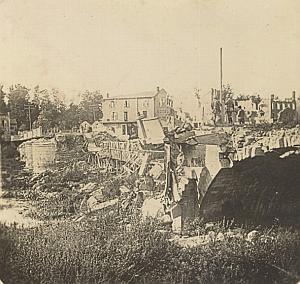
[104,88,166,100]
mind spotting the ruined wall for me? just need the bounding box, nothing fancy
[18,139,57,174]
[19,141,33,170]
[31,140,57,173]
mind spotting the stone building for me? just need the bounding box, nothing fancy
[102,87,175,137]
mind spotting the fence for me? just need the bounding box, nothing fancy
[11,127,43,142]
[88,140,164,162]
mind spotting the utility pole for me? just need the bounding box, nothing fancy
[220,47,224,123]
[90,105,99,122]
[24,104,34,131]
[220,47,223,100]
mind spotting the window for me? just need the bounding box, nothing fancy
[142,111,147,118]
[159,98,165,106]
[112,112,117,121]
[143,99,149,107]
[110,101,115,108]
[122,125,126,135]
[124,100,129,108]
[124,111,128,121]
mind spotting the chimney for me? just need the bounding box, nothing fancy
[106,93,109,98]
[157,86,160,92]
[292,91,296,100]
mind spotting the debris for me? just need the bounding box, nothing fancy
[119,185,131,194]
[90,198,118,212]
[74,215,86,222]
[80,182,98,193]
[171,235,209,248]
[87,196,98,210]
[216,232,225,242]
[91,188,104,201]
[161,214,172,225]
[148,163,163,180]
[141,198,164,219]
[246,230,260,243]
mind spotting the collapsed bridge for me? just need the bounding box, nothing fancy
[13,120,300,232]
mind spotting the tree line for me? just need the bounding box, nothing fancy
[0,84,103,133]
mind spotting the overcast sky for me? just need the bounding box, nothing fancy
[0,0,299,111]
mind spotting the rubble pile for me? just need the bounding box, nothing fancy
[170,227,275,248]
[232,126,300,160]
[55,133,86,149]
[4,144,166,221]
[94,131,120,147]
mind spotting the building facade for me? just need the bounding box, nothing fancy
[0,113,10,138]
[269,92,297,122]
[102,87,175,136]
[209,88,299,125]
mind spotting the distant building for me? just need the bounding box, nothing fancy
[270,92,297,122]
[255,92,299,123]
[235,93,299,124]
[0,113,18,140]
[102,87,175,136]
[80,121,92,133]
[209,88,299,124]
[91,121,106,133]
[0,112,10,136]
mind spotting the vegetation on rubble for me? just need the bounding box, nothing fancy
[7,165,125,220]
[0,211,299,284]
[5,138,127,220]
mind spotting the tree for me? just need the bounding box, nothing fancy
[0,85,8,114]
[78,90,103,123]
[62,103,81,130]
[7,84,31,129]
[34,88,66,132]
[30,85,47,124]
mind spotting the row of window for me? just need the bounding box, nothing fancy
[109,101,130,108]
[110,111,148,121]
[111,112,127,121]
[108,98,173,108]
[158,98,174,108]
[273,102,296,110]
[109,100,150,108]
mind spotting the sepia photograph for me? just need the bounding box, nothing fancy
[0,0,299,283]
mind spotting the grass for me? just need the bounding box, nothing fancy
[2,139,300,283]
[0,210,299,284]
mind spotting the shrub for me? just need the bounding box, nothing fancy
[0,212,299,284]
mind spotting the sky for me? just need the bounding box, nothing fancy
[0,0,299,112]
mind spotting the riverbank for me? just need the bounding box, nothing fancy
[1,211,299,284]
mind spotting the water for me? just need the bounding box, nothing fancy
[0,198,40,227]
[0,142,40,228]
